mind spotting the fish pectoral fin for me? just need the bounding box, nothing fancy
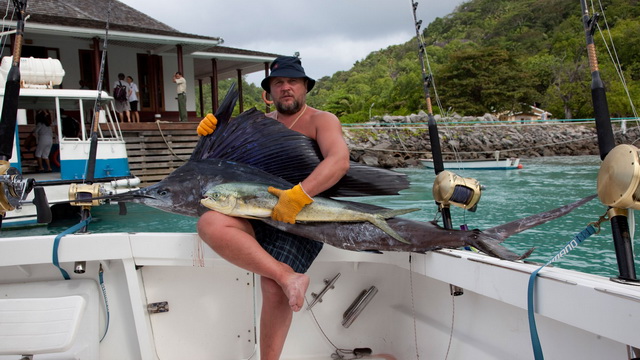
[369,217,411,245]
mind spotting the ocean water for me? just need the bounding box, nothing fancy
[2,155,637,278]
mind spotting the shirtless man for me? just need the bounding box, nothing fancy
[196,56,350,359]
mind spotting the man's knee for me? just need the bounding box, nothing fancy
[261,277,287,302]
[197,211,253,243]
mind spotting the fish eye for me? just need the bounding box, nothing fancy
[157,189,169,196]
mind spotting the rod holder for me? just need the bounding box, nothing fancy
[74,261,86,274]
[342,286,378,328]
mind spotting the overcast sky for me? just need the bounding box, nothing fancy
[121,0,465,85]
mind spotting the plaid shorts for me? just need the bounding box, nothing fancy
[250,220,323,274]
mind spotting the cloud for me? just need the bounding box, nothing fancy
[123,0,463,83]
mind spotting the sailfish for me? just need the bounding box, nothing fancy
[116,85,594,261]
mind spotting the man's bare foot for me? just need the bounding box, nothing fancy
[281,273,309,312]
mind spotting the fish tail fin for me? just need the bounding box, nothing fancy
[376,208,421,219]
[370,218,412,244]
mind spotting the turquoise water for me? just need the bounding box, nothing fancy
[2,155,637,278]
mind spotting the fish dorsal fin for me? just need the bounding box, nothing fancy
[191,83,238,160]
[192,103,410,197]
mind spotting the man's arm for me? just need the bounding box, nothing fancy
[299,111,350,197]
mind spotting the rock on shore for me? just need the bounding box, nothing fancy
[344,117,638,168]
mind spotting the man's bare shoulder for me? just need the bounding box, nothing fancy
[309,108,340,125]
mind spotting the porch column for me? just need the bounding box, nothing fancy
[264,61,270,113]
[93,38,100,90]
[198,78,203,117]
[236,69,243,113]
[211,58,218,113]
[176,45,183,74]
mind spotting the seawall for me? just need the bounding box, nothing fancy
[343,122,638,168]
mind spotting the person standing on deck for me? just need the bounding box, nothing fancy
[196,56,350,360]
[173,72,187,122]
[126,76,140,123]
[113,73,131,122]
[34,109,53,172]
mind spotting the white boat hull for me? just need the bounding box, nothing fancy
[422,158,521,170]
[0,232,637,359]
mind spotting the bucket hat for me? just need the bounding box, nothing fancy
[261,56,316,93]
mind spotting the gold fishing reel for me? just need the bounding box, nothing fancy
[597,144,640,210]
[0,160,16,215]
[432,170,482,212]
[69,183,104,207]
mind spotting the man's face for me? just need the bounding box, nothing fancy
[269,77,307,115]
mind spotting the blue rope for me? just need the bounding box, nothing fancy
[52,216,92,280]
[527,224,598,360]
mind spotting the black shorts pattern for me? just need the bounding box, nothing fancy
[250,220,323,274]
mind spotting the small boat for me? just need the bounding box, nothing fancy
[421,156,522,170]
[2,57,140,228]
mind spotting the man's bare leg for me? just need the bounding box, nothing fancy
[197,211,309,310]
[260,277,293,360]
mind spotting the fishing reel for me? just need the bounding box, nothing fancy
[0,159,51,224]
[69,183,105,207]
[597,144,640,210]
[432,170,482,212]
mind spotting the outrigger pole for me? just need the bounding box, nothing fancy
[0,0,51,228]
[0,0,26,162]
[579,1,637,282]
[410,0,453,229]
[77,0,113,231]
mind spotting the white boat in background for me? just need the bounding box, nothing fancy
[421,152,522,170]
[2,57,140,228]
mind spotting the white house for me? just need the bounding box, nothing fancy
[0,0,278,122]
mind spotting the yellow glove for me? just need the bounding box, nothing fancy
[197,114,217,136]
[267,184,314,224]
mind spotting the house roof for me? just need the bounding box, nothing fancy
[0,0,280,80]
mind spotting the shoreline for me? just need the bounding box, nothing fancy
[344,122,638,168]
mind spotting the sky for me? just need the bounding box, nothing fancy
[122,0,465,85]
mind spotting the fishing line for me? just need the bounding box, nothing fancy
[305,295,370,359]
[0,1,15,56]
[408,254,421,360]
[591,0,639,129]
[83,0,112,180]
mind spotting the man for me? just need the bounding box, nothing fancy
[173,72,187,122]
[113,73,131,122]
[196,56,350,360]
[126,76,140,123]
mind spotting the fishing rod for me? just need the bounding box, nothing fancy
[77,0,114,231]
[0,0,52,229]
[410,1,481,229]
[579,0,638,283]
[410,0,452,229]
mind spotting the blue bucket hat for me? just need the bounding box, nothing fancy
[261,56,316,93]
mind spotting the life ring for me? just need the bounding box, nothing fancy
[50,148,60,168]
[261,91,273,105]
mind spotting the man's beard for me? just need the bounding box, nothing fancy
[274,99,302,115]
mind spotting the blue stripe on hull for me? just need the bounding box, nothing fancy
[60,158,131,180]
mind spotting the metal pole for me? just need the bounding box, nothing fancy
[411,0,452,229]
[579,0,637,282]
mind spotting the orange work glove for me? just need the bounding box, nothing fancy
[267,184,314,224]
[197,114,217,136]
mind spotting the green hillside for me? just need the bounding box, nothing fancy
[199,0,640,122]
[307,0,640,122]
